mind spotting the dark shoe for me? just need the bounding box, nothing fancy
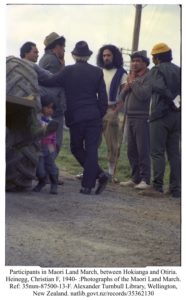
[49,174,58,194]
[171,191,181,198]
[80,187,91,195]
[153,186,163,193]
[95,172,109,195]
[33,179,46,192]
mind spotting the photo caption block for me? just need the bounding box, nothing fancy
[4,267,182,297]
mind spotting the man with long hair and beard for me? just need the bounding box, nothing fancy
[96,45,127,181]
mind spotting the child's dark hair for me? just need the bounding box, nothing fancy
[40,95,56,110]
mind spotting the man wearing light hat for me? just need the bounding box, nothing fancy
[39,32,66,185]
[40,32,66,72]
[39,32,66,155]
[39,41,109,195]
[141,43,181,198]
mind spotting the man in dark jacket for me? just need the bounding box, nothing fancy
[39,41,109,195]
[141,43,181,198]
[119,51,151,190]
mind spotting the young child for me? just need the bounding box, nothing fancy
[33,95,59,194]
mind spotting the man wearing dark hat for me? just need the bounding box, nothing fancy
[39,41,109,195]
[141,43,181,198]
[120,50,152,190]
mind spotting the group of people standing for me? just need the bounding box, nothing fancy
[19,32,181,198]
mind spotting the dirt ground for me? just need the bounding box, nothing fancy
[5,172,181,268]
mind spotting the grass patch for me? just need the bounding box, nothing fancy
[57,128,170,184]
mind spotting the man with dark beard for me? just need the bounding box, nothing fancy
[96,45,127,181]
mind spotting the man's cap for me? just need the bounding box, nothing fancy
[71,41,93,57]
[151,43,171,55]
[44,32,65,49]
[130,50,150,65]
